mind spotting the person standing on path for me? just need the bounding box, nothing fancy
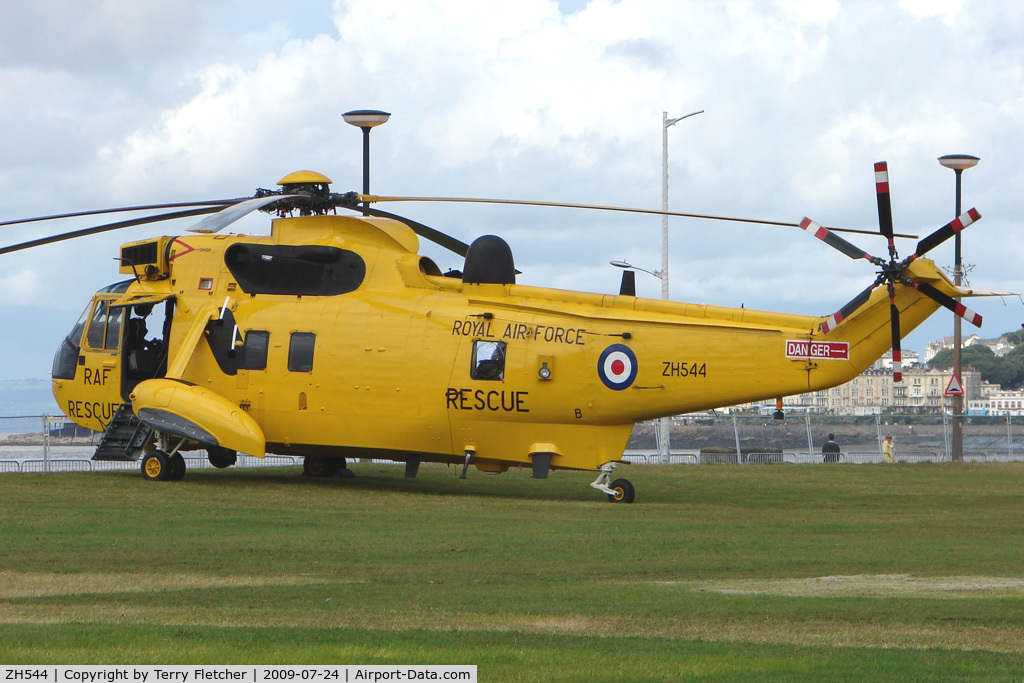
[822,434,841,463]
[882,434,895,464]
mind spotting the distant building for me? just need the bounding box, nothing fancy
[879,349,919,370]
[925,334,1014,362]
[741,363,982,416]
[969,389,1024,416]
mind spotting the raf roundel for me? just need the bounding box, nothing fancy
[598,344,638,391]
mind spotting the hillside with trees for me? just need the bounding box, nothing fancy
[929,329,1024,389]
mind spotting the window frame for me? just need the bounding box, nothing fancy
[242,330,270,371]
[470,340,507,381]
[288,332,316,373]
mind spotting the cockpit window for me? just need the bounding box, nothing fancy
[471,340,506,381]
[84,300,123,351]
[104,308,124,349]
[52,303,93,380]
[52,284,132,380]
[97,280,133,295]
[66,303,92,349]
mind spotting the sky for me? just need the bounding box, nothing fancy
[1,0,1023,383]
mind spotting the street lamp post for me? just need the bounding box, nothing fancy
[611,259,671,462]
[343,109,391,214]
[662,110,704,300]
[610,260,663,281]
[660,109,703,464]
[938,154,980,462]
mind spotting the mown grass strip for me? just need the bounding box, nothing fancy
[3,623,1024,682]
[2,462,1024,679]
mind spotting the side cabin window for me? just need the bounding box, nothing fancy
[242,330,270,371]
[288,332,316,373]
[471,340,506,381]
[84,301,123,351]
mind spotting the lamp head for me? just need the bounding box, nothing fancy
[938,154,980,171]
[343,109,391,128]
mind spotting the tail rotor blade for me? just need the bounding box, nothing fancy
[887,283,903,382]
[908,280,984,327]
[914,209,982,259]
[799,218,881,263]
[815,161,985,345]
[820,275,885,333]
[874,161,897,258]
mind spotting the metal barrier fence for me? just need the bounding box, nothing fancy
[0,454,302,474]
[0,415,309,474]
[624,412,1024,465]
[4,413,1024,472]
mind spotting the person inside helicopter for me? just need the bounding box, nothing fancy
[122,303,168,392]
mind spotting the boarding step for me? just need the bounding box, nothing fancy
[92,404,154,461]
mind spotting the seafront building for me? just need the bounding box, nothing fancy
[969,389,1024,416]
[735,351,991,416]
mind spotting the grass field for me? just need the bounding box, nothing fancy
[2,461,1024,681]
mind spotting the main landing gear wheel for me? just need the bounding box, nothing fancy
[207,446,237,468]
[589,463,636,503]
[303,455,345,478]
[168,452,186,481]
[141,450,172,482]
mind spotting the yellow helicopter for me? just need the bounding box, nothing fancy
[0,158,985,503]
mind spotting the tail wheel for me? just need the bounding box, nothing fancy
[303,455,344,478]
[141,450,171,482]
[607,478,635,504]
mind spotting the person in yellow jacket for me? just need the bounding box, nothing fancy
[882,434,895,464]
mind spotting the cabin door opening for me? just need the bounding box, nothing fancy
[117,298,175,401]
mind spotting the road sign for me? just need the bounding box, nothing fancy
[945,373,964,396]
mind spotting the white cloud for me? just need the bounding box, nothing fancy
[899,0,964,25]
[2,0,1023,380]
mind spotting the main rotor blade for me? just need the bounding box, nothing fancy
[908,280,983,327]
[887,283,903,382]
[874,161,897,258]
[186,195,299,234]
[914,209,981,258]
[0,200,239,228]
[799,218,881,263]
[362,194,915,238]
[353,204,470,257]
[0,207,222,256]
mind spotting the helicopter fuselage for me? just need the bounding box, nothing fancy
[51,212,953,475]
